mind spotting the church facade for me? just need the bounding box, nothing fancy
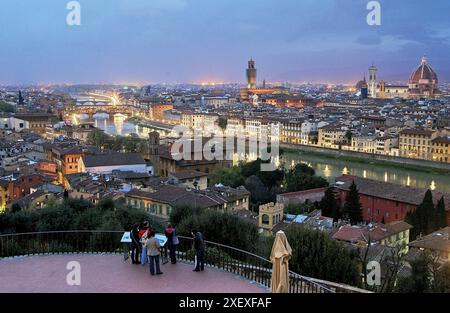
[356,56,441,100]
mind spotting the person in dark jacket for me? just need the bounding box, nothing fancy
[164,223,178,264]
[192,229,205,272]
[130,224,141,264]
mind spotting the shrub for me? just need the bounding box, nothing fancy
[285,223,361,286]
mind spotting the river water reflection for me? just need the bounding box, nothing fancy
[282,151,450,194]
[75,114,152,138]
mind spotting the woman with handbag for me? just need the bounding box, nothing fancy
[164,223,179,264]
[139,221,151,266]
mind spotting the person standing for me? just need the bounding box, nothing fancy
[139,221,150,266]
[146,230,163,276]
[130,224,141,264]
[192,229,205,272]
[164,223,179,264]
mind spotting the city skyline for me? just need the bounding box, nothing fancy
[1,0,450,85]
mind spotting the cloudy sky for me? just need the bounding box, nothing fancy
[0,0,449,85]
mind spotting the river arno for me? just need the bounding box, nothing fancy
[80,115,450,194]
[74,114,154,138]
[282,150,450,194]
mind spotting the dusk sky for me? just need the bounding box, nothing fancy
[0,0,449,85]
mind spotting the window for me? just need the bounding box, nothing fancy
[262,214,270,225]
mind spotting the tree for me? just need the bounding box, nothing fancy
[217,116,227,131]
[395,253,433,293]
[433,262,450,293]
[169,205,203,226]
[123,133,147,154]
[395,251,450,293]
[285,223,361,286]
[172,206,259,253]
[37,205,77,231]
[319,187,340,221]
[343,181,363,225]
[240,159,264,178]
[11,203,22,213]
[405,190,439,240]
[208,166,245,188]
[257,167,285,189]
[284,163,328,192]
[0,210,38,234]
[344,130,353,143]
[110,136,124,152]
[284,203,317,215]
[435,196,447,230]
[0,197,161,235]
[244,175,276,210]
[96,198,115,211]
[87,128,109,147]
[239,159,284,188]
[0,101,15,113]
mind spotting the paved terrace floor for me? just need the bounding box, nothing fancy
[0,254,268,293]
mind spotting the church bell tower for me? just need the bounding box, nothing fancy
[246,58,257,89]
[368,64,378,98]
[148,131,160,176]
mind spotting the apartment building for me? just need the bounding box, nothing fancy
[431,136,450,163]
[318,124,347,148]
[281,120,302,144]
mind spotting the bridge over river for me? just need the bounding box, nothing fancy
[68,93,139,117]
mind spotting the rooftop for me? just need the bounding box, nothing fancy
[335,175,450,209]
[82,153,146,168]
[409,227,450,253]
[399,128,435,136]
[127,184,249,209]
[169,170,208,180]
[332,221,412,243]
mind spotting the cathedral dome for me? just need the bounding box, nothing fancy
[409,56,438,84]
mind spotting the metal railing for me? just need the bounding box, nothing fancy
[0,231,367,293]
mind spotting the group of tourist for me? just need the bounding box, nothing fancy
[129,222,205,275]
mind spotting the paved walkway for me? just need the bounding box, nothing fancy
[0,254,268,293]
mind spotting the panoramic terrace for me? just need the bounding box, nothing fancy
[0,231,369,293]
